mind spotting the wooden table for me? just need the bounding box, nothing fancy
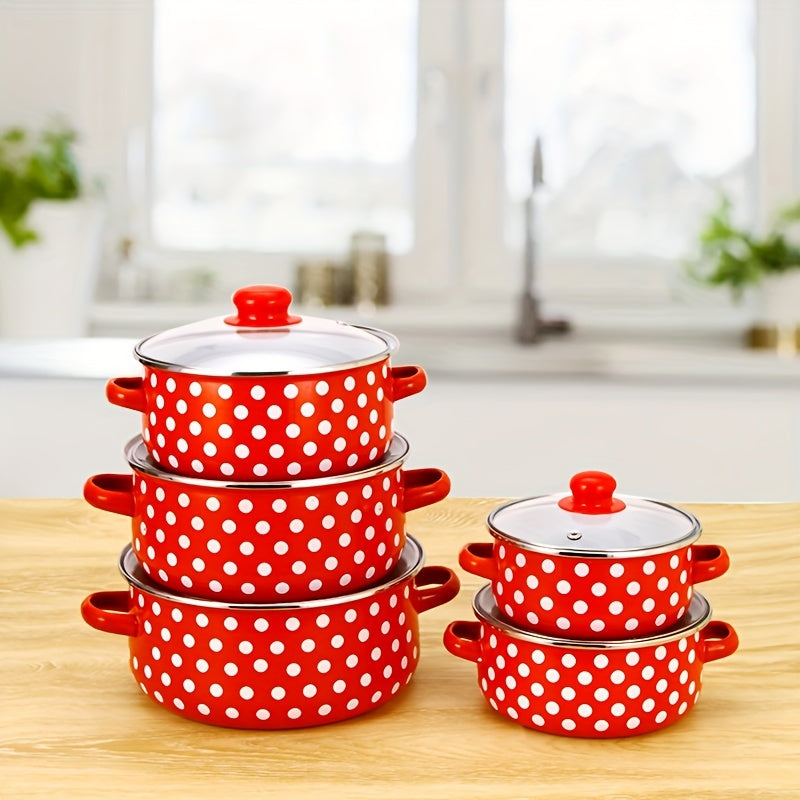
[1,498,798,799]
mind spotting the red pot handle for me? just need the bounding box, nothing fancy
[457,542,497,580]
[691,544,731,584]
[390,365,427,401]
[700,620,739,663]
[81,591,140,638]
[106,376,146,412]
[443,620,482,663]
[409,565,460,613]
[83,474,135,517]
[402,468,451,512]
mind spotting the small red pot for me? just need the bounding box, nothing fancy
[459,471,730,639]
[106,285,426,481]
[444,586,738,738]
[84,434,450,603]
[81,537,459,729]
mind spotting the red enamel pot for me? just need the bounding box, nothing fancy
[106,285,427,481]
[458,471,730,639]
[444,586,738,738]
[84,434,450,603]
[81,537,460,729]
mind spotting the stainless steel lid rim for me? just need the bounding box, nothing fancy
[134,344,394,377]
[486,520,703,558]
[472,585,712,649]
[134,312,399,377]
[125,433,410,488]
[119,535,424,610]
[487,492,702,555]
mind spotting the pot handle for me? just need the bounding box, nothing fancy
[81,591,140,638]
[457,542,497,580]
[106,377,146,412]
[83,474,135,517]
[390,365,427,401]
[700,620,739,663]
[691,544,731,584]
[443,621,482,663]
[402,468,451,512]
[409,566,461,613]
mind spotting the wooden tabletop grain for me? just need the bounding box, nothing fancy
[1,497,798,800]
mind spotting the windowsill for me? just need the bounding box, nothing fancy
[0,298,797,385]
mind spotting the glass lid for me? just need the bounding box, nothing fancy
[488,471,701,557]
[472,585,712,648]
[134,285,398,375]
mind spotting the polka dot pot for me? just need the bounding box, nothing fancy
[84,435,450,603]
[459,470,730,639]
[81,537,460,730]
[105,285,427,482]
[444,586,738,738]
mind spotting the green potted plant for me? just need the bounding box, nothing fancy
[0,124,82,248]
[686,195,800,332]
[0,122,102,338]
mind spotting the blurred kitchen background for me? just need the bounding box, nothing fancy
[2,0,800,501]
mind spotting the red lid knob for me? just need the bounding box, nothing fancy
[558,471,626,514]
[224,285,302,328]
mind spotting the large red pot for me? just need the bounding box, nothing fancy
[106,285,426,481]
[81,537,459,729]
[84,434,450,603]
[458,471,730,639]
[444,586,738,738]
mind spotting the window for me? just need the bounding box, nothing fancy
[132,0,797,310]
[152,0,417,254]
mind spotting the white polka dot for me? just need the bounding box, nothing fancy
[609,563,625,578]
[283,384,299,399]
[250,386,266,401]
[218,423,233,438]
[541,559,556,573]
[202,402,217,418]
[591,582,607,597]
[269,444,284,458]
[574,562,590,577]
[643,560,656,575]
[251,425,266,439]
[235,444,250,459]
[556,580,571,594]
[189,381,202,396]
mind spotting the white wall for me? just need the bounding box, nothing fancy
[2,373,799,502]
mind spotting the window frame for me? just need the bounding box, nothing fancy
[114,0,800,314]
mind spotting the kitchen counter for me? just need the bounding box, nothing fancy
[1,497,798,799]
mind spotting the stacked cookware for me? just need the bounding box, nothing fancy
[446,470,739,737]
[81,284,459,729]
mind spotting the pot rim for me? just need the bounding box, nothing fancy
[134,323,398,377]
[125,433,409,489]
[487,495,702,558]
[471,585,712,649]
[118,535,424,610]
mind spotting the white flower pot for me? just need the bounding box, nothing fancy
[0,199,104,338]
[756,271,800,328]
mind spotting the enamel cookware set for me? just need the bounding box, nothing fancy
[81,285,459,729]
[81,287,737,738]
[447,470,738,737]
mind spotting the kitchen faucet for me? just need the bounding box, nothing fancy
[514,137,571,344]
